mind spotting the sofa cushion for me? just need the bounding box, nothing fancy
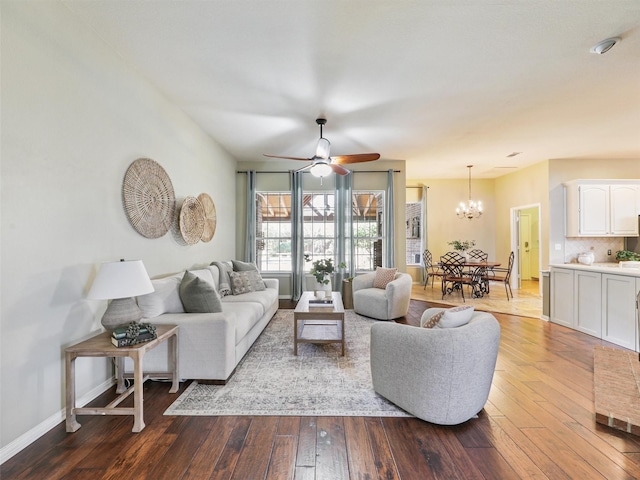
[423,305,475,329]
[232,260,259,272]
[373,267,397,289]
[179,270,223,313]
[221,286,278,313]
[229,270,266,295]
[137,273,185,318]
[221,302,264,344]
[212,261,233,297]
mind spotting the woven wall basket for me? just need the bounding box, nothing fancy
[179,196,206,245]
[122,158,176,239]
[197,193,217,242]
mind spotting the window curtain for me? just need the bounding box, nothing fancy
[421,185,429,284]
[334,173,353,283]
[384,169,395,268]
[290,171,304,301]
[245,170,257,264]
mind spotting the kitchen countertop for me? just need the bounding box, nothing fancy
[549,262,640,277]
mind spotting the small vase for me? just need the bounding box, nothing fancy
[314,273,332,295]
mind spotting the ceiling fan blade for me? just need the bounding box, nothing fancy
[263,154,312,161]
[330,163,351,176]
[332,153,381,164]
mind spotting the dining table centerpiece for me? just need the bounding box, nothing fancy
[447,239,476,260]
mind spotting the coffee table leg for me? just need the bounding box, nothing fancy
[294,316,298,355]
[341,316,345,356]
[65,352,81,432]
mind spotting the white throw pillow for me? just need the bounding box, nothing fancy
[423,305,475,329]
[137,273,185,318]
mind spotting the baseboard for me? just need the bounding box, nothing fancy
[540,315,550,321]
[0,377,115,465]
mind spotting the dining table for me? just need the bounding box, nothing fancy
[437,260,501,298]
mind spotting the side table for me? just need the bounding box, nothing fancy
[65,324,179,433]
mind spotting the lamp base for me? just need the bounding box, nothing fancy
[101,297,143,331]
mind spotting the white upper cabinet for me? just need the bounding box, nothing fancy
[565,180,639,237]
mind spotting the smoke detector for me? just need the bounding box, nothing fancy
[590,37,621,54]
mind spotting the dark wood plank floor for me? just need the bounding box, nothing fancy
[3,300,640,479]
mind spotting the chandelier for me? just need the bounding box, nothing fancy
[456,165,483,219]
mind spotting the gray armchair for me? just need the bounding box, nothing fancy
[370,308,500,425]
[352,272,412,320]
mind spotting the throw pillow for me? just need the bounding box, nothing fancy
[423,305,475,329]
[232,260,258,272]
[373,267,397,289]
[211,261,233,297]
[229,270,266,295]
[179,270,223,313]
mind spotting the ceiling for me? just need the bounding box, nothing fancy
[62,0,640,179]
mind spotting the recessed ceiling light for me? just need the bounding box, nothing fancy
[590,37,621,55]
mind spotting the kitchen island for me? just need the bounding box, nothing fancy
[550,262,639,352]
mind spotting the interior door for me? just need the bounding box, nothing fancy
[519,213,532,280]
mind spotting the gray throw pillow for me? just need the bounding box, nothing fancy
[211,261,233,297]
[179,271,223,313]
[231,260,258,272]
[229,270,266,295]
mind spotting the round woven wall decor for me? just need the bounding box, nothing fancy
[179,196,206,245]
[122,158,176,239]
[197,193,217,242]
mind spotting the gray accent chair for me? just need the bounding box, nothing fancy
[370,308,501,425]
[352,272,412,320]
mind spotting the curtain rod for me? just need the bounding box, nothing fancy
[236,169,401,174]
[406,186,428,189]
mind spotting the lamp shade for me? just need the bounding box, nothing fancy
[88,259,154,300]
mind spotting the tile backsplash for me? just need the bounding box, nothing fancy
[564,237,624,263]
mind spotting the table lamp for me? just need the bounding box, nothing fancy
[87,259,154,331]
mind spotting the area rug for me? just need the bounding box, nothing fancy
[164,310,411,417]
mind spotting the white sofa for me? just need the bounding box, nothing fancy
[125,262,278,382]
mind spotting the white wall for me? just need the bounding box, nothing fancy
[1,2,237,453]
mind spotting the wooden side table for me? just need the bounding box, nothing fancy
[65,324,179,433]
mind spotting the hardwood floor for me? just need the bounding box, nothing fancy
[2,299,640,479]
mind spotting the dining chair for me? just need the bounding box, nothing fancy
[422,249,443,289]
[440,252,470,301]
[490,251,515,300]
[467,249,488,262]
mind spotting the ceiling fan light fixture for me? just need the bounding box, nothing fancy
[590,37,621,54]
[310,162,333,178]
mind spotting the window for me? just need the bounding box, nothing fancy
[256,190,385,272]
[406,202,422,265]
[352,191,384,271]
[256,192,292,272]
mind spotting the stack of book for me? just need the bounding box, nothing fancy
[111,325,157,347]
[309,298,334,307]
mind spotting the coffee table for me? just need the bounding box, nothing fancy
[294,291,345,355]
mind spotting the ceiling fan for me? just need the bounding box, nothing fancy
[264,118,380,177]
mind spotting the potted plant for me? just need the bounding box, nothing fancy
[615,250,640,262]
[448,240,476,253]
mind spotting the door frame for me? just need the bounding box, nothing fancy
[510,203,542,295]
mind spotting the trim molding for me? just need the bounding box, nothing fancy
[0,378,115,465]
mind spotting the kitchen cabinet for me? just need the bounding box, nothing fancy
[564,180,639,237]
[575,270,601,337]
[550,264,640,352]
[601,274,637,350]
[550,267,574,328]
